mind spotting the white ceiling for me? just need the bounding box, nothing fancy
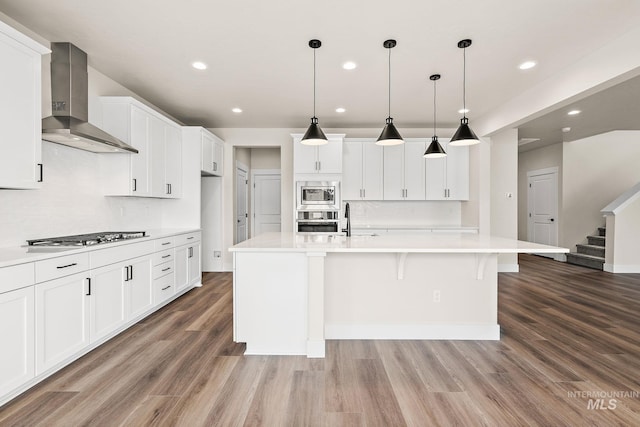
[2,0,640,146]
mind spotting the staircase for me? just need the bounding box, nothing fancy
[566,227,606,270]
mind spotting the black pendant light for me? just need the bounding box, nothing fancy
[301,39,328,146]
[424,74,446,158]
[450,39,480,146]
[376,39,404,146]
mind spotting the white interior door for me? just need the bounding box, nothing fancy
[527,168,558,257]
[253,171,281,236]
[236,166,248,244]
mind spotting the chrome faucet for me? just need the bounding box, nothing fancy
[342,202,351,237]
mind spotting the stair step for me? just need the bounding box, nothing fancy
[576,244,605,257]
[587,235,606,246]
[598,227,606,237]
[566,253,605,270]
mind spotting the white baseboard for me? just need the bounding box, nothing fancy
[498,264,519,273]
[325,323,500,340]
[604,263,640,273]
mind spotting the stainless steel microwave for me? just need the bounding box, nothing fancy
[296,181,340,210]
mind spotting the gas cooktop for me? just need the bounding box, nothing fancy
[27,231,146,247]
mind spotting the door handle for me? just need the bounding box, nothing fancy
[550,218,555,222]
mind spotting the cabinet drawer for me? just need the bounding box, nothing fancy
[153,273,174,304]
[0,263,35,294]
[154,237,176,251]
[153,261,173,279]
[35,253,90,283]
[175,232,201,246]
[90,240,155,269]
[153,250,174,266]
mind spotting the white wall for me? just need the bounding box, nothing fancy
[489,129,518,270]
[562,130,640,250]
[251,148,280,170]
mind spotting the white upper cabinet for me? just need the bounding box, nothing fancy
[0,21,49,189]
[195,127,224,176]
[383,140,426,200]
[343,139,383,200]
[425,138,469,200]
[293,134,344,175]
[99,96,182,198]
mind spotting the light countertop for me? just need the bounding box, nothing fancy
[230,232,569,254]
[0,228,200,268]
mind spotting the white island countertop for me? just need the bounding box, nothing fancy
[230,232,569,254]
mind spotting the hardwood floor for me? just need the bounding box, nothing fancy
[1,254,639,426]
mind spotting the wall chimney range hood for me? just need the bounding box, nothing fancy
[41,42,138,153]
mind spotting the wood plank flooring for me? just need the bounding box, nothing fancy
[1,254,639,426]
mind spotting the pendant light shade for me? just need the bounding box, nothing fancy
[424,74,446,159]
[450,39,480,146]
[301,39,328,146]
[376,39,404,146]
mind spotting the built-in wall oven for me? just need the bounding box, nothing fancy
[296,181,341,234]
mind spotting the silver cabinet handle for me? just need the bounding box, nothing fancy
[187,236,194,240]
[162,241,171,246]
[132,178,137,192]
[162,267,171,272]
[37,163,43,182]
[162,254,171,259]
[161,285,171,291]
[86,277,91,296]
[124,265,130,281]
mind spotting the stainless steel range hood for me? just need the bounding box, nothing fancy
[41,43,138,153]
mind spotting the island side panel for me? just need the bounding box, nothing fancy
[324,252,500,340]
[233,251,309,355]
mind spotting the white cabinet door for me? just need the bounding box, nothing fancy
[201,132,214,174]
[383,140,426,200]
[362,142,384,200]
[0,287,35,397]
[0,26,47,189]
[89,263,127,343]
[425,139,469,200]
[212,139,224,176]
[343,140,383,200]
[445,143,469,200]
[342,141,363,200]
[164,124,182,198]
[149,115,165,197]
[383,145,404,200]
[188,243,201,287]
[35,273,90,374]
[129,105,152,196]
[403,141,426,200]
[294,143,318,174]
[126,256,153,320]
[174,245,189,292]
[317,139,343,174]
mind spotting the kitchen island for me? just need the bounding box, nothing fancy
[230,232,567,357]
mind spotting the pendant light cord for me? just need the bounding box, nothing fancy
[433,78,437,136]
[388,47,391,118]
[462,46,466,119]
[313,47,316,119]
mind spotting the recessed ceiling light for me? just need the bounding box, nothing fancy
[562,127,571,133]
[519,61,537,70]
[567,110,581,116]
[342,61,357,70]
[192,61,207,70]
[335,107,346,113]
[458,108,469,114]
[232,107,242,113]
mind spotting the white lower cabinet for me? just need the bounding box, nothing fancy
[175,241,201,292]
[89,262,127,343]
[0,286,35,397]
[89,255,152,343]
[35,273,90,374]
